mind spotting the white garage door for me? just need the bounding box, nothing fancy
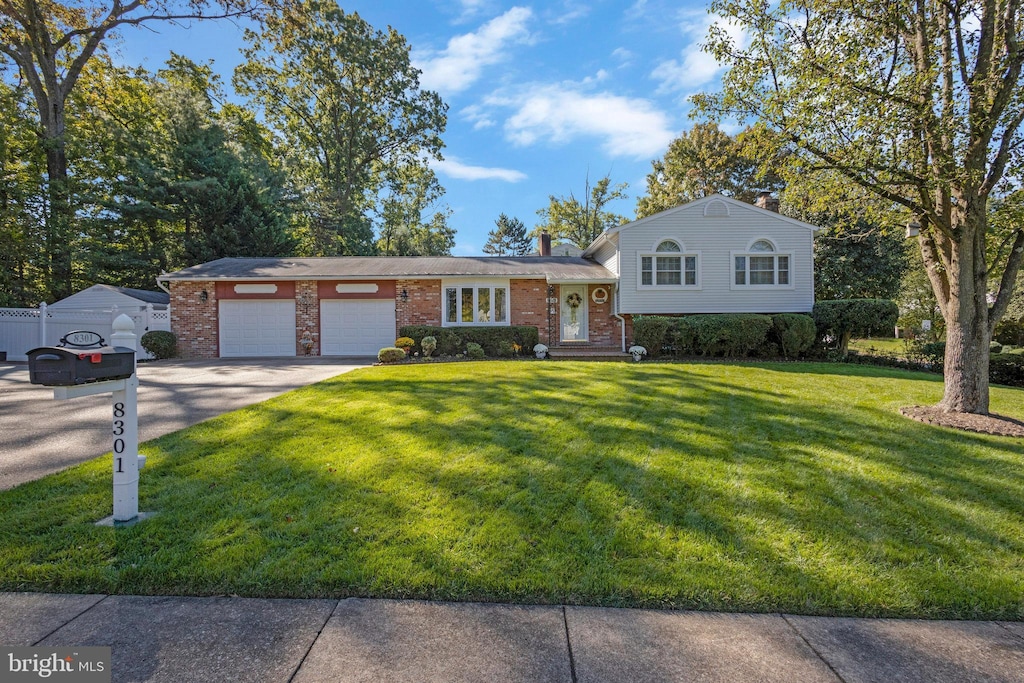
[219,300,296,357]
[321,300,396,356]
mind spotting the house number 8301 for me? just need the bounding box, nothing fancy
[113,402,125,470]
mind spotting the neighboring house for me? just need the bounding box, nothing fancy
[157,194,819,358]
[49,284,170,311]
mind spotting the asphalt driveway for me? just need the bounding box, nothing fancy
[0,358,371,490]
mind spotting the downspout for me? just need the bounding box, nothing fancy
[612,283,626,352]
[156,278,171,296]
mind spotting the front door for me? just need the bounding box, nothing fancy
[560,285,588,342]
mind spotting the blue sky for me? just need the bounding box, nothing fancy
[111,0,740,255]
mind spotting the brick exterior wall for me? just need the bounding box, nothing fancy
[586,284,619,347]
[295,280,320,356]
[510,279,552,345]
[169,281,219,359]
[396,279,442,331]
[170,276,626,358]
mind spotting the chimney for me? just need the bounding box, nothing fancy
[754,191,780,213]
[539,231,551,256]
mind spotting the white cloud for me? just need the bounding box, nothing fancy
[651,12,749,92]
[460,104,496,130]
[550,3,590,25]
[486,83,675,158]
[611,47,635,67]
[415,7,533,95]
[433,156,527,183]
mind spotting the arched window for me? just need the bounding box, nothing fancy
[733,239,790,287]
[640,240,699,288]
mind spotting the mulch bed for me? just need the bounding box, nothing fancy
[900,405,1024,437]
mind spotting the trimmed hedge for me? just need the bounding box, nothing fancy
[813,299,899,354]
[378,347,406,363]
[141,330,177,359]
[632,313,814,359]
[399,325,540,358]
[632,317,671,358]
[770,314,816,358]
[990,353,1024,386]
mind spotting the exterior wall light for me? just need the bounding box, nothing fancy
[400,289,409,303]
[199,289,208,302]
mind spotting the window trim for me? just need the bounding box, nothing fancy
[441,279,511,327]
[730,239,794,290]
[637,239,701,290]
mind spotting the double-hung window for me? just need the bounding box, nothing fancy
[733,240,791,287]
[639,240,699,289]
[443,281,509,326]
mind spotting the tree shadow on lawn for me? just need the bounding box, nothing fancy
[1,363,1022,618]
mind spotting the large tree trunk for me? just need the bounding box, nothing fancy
[44,140,73,302]
[936,203,992,414]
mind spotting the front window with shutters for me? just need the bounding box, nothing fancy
[638,240,700,289]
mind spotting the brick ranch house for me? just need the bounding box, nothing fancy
[157,194,819,359]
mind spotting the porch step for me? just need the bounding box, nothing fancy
[546,345,630,361]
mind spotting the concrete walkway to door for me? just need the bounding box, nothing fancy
[0,357,371,490]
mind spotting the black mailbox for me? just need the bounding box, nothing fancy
[27,340,135,387]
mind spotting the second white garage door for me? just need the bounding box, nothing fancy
[320,300,396,356]
[219,300,296,357]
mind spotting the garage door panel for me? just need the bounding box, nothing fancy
[219,300,296,357]
[321,300,395,356]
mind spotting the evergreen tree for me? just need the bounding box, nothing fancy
[483,214,532,256]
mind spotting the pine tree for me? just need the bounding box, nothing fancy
[483,214,531,256]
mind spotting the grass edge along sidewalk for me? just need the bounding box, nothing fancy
[0,361,1021,621]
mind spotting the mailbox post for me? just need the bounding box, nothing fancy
[109,315,141,522]
[27,314,146,524]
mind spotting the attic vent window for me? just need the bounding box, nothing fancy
[704,199,730,217]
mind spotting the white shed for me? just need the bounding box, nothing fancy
[49,284,169,311]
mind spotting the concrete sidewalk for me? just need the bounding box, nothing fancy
[1,593,1021,682]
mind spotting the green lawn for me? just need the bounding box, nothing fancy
[848,337,911,355]
[1,361,1023,619]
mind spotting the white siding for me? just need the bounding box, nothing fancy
[616,200,815,314]
[592,237,620,277]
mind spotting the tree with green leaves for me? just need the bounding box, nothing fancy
[0,79,45,305]
[637,122,784,218]
[0,0,259,301]
[234,0,447,256]
[814,217,910,301]
[483,214,531,256]
[375,160,455,256]
[697,0,1024,415]
[533,174,629,249]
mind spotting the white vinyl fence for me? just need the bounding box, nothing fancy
[0,303,170,361]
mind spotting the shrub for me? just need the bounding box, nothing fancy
[140,330,177,359]
[632,317,671,358]
[769,314,816,358]
[377,347,406,363]
[686,314,774,357]
[465,342,485,360]
[813,299,899,354]
[421,336,437,357]
[399,325,539,357]
[920,341,946,365]
[993,318,1024,346]
[395,337,415,350]
[990,353,1024,387]
[990,342,1003,354]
